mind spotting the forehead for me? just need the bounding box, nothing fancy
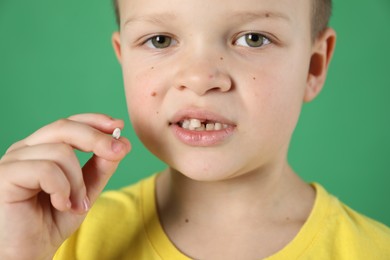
[119,0,311,28]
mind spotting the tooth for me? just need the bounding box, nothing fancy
[190,119,201,127]
[195,125,206,131]
[206,123,214,131]
[189,119,201,130]
[182,120,190,129]
[214,123,222,130]
[181,118,229,131]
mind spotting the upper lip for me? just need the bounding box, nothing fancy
[169,108,236,126]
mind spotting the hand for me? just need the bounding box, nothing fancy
[0,113,131,260]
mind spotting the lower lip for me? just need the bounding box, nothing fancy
[170,124,235,147]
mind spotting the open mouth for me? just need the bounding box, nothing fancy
[177,118,230,131]
[169,111,236,146]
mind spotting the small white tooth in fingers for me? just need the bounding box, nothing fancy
[112,128,121,139]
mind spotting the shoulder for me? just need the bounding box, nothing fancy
[329,194,390,248]
[319,184,390,239]
[309,183,390,259]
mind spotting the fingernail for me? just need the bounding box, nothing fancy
[111,139,124,153]
[83,197,90,212]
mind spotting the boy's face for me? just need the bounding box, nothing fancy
[114,0,324,181]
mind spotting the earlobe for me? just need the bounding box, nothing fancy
[304,28,337,102]
[112,32,122,64]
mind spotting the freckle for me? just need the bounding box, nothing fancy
[266,13,270,18]
[151,91,157,97]
[253,77,256,80]
[286,217,290,221]
[220,57,224,61]
[150,66,154,70]
[156,111,159,115]
[185,219,189,223]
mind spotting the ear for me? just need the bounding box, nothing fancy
[304,28,337,102]
[112,32,122,65]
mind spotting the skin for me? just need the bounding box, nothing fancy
[0,0,335,259]
[0,114,131,259]
[112,0,335,258]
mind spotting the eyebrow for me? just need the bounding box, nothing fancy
[123,10,290,28]
[124,12,177,27]
[231,10,291,23]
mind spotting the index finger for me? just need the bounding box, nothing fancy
[68,113,124,133]
[7,114,130,161]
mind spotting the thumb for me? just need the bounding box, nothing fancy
[82,141,131,204]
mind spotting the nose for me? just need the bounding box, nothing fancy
[173,56,232,96]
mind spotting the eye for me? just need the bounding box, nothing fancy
[235,33,271,48]
[145,35,176,49]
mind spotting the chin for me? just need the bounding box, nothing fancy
[167,160,241,182]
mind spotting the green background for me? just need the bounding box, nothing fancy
[0,1,389,226]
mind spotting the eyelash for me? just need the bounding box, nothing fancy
[142,32,272,49]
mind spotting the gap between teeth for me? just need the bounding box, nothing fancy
[180,119,229,131]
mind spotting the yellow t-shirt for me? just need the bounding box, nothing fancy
[54,174,390,259]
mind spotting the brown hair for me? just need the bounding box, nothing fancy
[113,0,120,27]
[112,0,332,39]
[312,0,332,38]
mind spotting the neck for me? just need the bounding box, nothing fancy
[155,161,315,259]
[157,160,313,226]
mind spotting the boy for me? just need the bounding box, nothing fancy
[0,0,389,259]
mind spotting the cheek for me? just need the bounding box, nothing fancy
[243,73,302,116]
[123,68,158,125]
[123,65,162,111]
[241,60,307,142]
[122,65,169,153]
